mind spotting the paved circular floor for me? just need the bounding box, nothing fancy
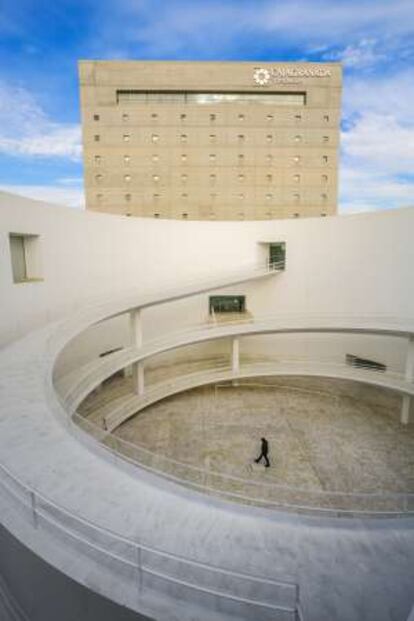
[79,373,414,513]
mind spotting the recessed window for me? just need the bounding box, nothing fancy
[181,154,187,162]
[96,193,103,201]
[151,134,159,143]
[210,192,217,200]
[154,213,160,218]
[238,193,245,200]
[153,193,160,200]
[293,213,300,218]
[181,174,188,183]
[210,114,216,122]
[94,155,102,165]
[95,174,103,183]
[266,134,273,143]
[321,193,328,201]
[294,135,302,143]
[124,174,131,183]
[209,154,216,162]
[293,155,301,164]
[126,212,132,217]
[182,212,188,219]
[93,114,100,121]
[180,134,187,143]
[323,135,329,143]
[124,155,130,164]
[322,174,328,183]
[293,174,300,183]
[293,193,300,201]
[324,115,330,122]
[209,295,245,314]
[209,174,217,183]
[152,174,160,182]
[209,134,217,143]
[123,134,130,142]
[238,113,245,121]
[266,174,273,183]
[266,154,273,164]
[152,154,159,162]
[238,212,245,219]
[321,213,327,217]
[294,114,302,121]
[125,193,131,201]
[94,135,100,142]
[237,134,245,142]
[238,154,244,163]
[266,193,273,201]
[181,193,188,199]
[151,113,158,120]
[9,233,41,284]
[322,155,328,164]
[238,174,245,181]
[180,113,187,121]
[122,113,129,122]
[266,114,273,122]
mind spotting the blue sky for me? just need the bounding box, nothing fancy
[0,0,413,213]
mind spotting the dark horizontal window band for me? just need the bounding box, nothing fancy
[117,91,306,106]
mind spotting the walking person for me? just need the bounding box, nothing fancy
[255,437,270,467]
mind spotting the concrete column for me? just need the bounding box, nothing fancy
[401,394,411,425]
[404,335,414,381]
[132,361,145,396]
[401,336,414,424]
[232,337,240,375]
[130,308,143,348]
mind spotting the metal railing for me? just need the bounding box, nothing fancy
[0,460,302,621]
[71,364,414,516]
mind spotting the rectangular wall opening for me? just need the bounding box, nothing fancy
[9,233,42,284]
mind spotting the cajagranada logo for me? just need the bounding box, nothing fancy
[253,68,271,86]
[253,66,331,85]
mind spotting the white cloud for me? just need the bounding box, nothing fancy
[0,184,85,209]
[0,81,82,161]
[323,39,386,68]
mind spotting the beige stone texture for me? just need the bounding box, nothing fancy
[79,60,342,220]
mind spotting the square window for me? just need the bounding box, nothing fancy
[94,155,101,164]
[9,233,41,283]
[124,174,131,182]
[151,113,158,120]
[181,174,188,182]
[238,154,244,162]
[95,174,103,183]
[182,213,188,219]
[322,155,328,164]
[180,134,187,143]
[124,155,130,164]
[123,134,130,142]
[323,135,329,143]
[122,113,129,122]
[154,213,160,218]
[266,134,273,143]
[293,193,300,201]
[266,114,273,122]
[238,193,245,200]
[266,174,272,182]
[294,135,302,143]
[238,114,245,121]
[295,114,302,121]
[151,134,159,143]
[93,114,100,121]
[321,193,328,200]
[322,174,328,183]
[209,154,216,162]
[94,135,100,142]
[181,154,187,162]
[238,174,245,181]
[209,134,217,143]
[180,113,187,121]
[181,193,188,199]
[152,154,159,162]
[209,174,216,183]
[125,193,131,201]
[266,154,273,163]
[96,193,103,201]
[293,174,300,183]
[324,115,329,122]
[210,114,216,122]
[238,134,245,142]
[153,193,160,200]
[293,155,301,164]
[153,174,160,182]
[266,193,273,200]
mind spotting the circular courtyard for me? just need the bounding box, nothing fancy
[78,375,414,514]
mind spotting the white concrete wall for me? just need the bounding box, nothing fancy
[2,191,414,375]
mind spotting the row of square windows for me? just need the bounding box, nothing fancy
[93,133,332,144]
[132,212,328,219]
[93,173,329,183]
[93,112,331,124]
[95,193,330,202]
[93,154,331,165]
